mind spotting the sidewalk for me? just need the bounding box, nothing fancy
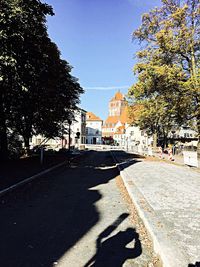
[125,150,185,166]
[0,150,83,192]
[113,151,200,267]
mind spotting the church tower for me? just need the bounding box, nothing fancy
[102,90,128,138]
[109,90,126,116]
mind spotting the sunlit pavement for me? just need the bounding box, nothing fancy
[113,150,200,267]
[0,150,155,267]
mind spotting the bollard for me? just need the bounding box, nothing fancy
[159,146,163,159]
[168,147,174,161]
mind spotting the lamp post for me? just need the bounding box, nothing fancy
[68,120,72,152]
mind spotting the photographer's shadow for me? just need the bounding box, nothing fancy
[188,262,200,267]
[84,228,142,267]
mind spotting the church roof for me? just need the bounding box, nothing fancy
[104,116,120,124]
[86,112,102,121]
[110,90,124,101]
[103,105,131,126]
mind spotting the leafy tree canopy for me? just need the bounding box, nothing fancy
[128,0,200,148]
[0,0,83,158]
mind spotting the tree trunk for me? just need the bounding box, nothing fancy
[68,122,71,152]
[153,132,157,149]
[0,122,8,160]
[0,93,8,160]
[23,135,30,156]
[163,133,168,149]
[197,115,200,160]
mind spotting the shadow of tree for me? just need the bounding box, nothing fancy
[111,150,143,171]
[0,150,140,267]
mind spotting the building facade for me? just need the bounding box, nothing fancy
[102,90,153,148]
[67,108,87,147]
[86,112,103,144]
[30,109,86,150]
[102,91,127,138]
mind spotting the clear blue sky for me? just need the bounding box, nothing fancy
[44,0,161,120]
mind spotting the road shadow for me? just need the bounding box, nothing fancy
[84,213,142,267]
[111,150,144,170]
[0,150,139,267]
[188,262,200,267]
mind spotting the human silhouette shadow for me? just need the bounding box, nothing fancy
[84,227,142,267]
[0,150,115,267]
[0,150,140,267]
[188,262,200,267]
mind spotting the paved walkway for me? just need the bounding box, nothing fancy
[113,151,200,267]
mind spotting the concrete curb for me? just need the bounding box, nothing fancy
[0,152,84,198]
[111,151,189,267]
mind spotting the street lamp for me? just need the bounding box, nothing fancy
[68,119,72,152]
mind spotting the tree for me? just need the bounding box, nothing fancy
[0,0,83,158]
[0,0,54,157]
[128,0,200,152]
[129,97,177,148]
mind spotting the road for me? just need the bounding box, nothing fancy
[0,150,156,267]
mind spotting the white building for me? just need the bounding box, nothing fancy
[30,109,86,150]
[86,112,103,144]
[113,122,153,151]
[169,126,197,140]
[68,109,86,147]
[124,124,153,152]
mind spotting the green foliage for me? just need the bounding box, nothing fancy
[7,131,24,159]
[128,0,200,147]
[0,0,83,159]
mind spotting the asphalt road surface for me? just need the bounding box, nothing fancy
[0,150,155,267]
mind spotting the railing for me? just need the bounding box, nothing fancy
[83,144,199,168]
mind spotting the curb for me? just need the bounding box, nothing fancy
[111,151,189,267]
[0,152,84,198]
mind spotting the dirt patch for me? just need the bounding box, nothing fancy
[116,175,162,267]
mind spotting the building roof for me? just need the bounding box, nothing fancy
[114,125,125,135]
[110,90,124,101]
[104,116,120,124]
[86,112,102,121]
[104,106,129,125]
